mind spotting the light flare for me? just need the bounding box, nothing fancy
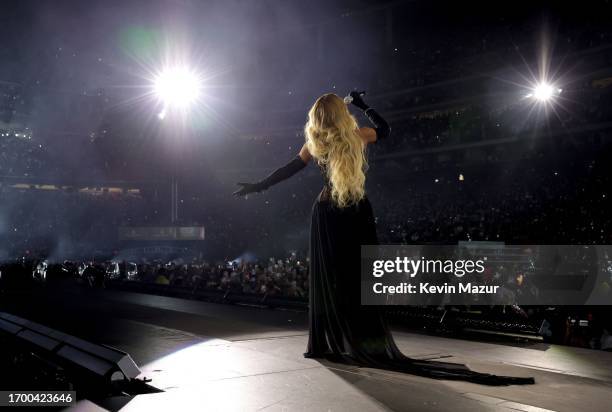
[154,66,202,108]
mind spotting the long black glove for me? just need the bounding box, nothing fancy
[234,156,307,196]
[349,91,391,140]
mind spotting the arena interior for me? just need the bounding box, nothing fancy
[1,1,612,411]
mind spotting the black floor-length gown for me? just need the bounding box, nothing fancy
[305,181,534,386]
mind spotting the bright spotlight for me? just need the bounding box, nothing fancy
[534,83,554,101]
[154,66,202,108]
[529,83,561,102]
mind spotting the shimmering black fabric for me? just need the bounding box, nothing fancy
[305,185,535,386]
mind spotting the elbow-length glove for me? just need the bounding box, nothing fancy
[234,156,307,196]
[349,91,391,140]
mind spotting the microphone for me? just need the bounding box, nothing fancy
[343,90,366,104]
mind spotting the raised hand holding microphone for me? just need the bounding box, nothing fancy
[345,89,390,140]
[344,90,369,110]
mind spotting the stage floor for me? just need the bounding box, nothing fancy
[2,286,612,412]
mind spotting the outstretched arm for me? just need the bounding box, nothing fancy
[349,91,391,144]
[234,145,311,196]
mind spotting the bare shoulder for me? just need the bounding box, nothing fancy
[357,127,377,144]
[298,144,312,163]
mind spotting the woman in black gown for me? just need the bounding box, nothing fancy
[235,92,534,386]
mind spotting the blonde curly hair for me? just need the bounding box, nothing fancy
[305,93,367,208]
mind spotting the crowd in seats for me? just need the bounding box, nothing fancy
[0,134,51,177]
[134,255,309,298]
[2,131,610,260]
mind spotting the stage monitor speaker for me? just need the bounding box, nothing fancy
[0,312,140,386]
